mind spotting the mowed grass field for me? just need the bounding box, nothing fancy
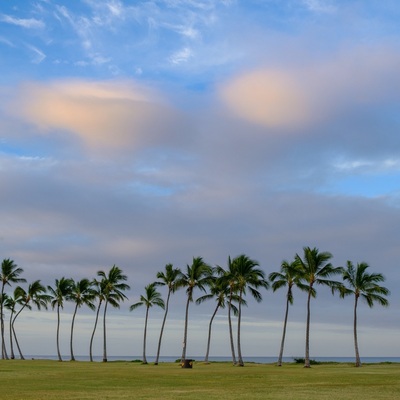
[1,360,399,400]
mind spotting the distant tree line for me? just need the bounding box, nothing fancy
[0,247,390,368]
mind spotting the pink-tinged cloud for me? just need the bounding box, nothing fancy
[219,46,400,130]
[10,79,181,152]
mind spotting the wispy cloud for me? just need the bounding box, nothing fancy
[0,14,45,29]
[169,47,193,64]
[26,44,46,64]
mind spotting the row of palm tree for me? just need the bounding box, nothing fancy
[1,247,390,368]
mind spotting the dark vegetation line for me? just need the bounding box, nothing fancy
[0,247,390,368]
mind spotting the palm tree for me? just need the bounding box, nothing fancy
[269,259,305,366]
[69,279,96,361]
[340,261,390,367]
[196,276,243,363]
[97,265,130,362]
[178,257,213,364]
[11,280,50,360]
[130,283,165,364]
[154,264,182,365]
[216,257,238,365]
[89,278,106,362]
[4,291,24,359]
[0,258,25,359]
[232,254,269,367]
[48,277,74,361]
[295,246,342,368]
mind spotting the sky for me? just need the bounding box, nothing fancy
[0,0,399,360]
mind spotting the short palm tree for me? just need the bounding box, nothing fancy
[48,277,74,361]
[232,254,269,367]
[340,261,390,367]
[0,258,25,359]
[178,257,213,364]
[196,276,243,363]
[130,283,165,364]
[269,259,305,366]
[89,278,106,362]
[154,264,182,365]
[295,246,342,368]
[97,265,130,362]
[11,280,50,360]
[69,279,96,361]
[4,291,24,359]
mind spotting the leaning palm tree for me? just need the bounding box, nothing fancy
[0,258,25,359]
[295,246,342,368]
[97,265,130,362]
[340,261,390,367]
[69,279,96,361]
[196,276,243,363]
[130,283,165,364]
[11,280,50,360]
[178,257,213,364]
[269,259,305,366]
[47,277,74,362]
[232,254,269,367]
[154,264,182,365]
[89,278,106,362]
[4,292,24,359]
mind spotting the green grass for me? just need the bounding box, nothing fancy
[1,360,399,399]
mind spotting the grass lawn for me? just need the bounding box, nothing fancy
[1,360,399,399]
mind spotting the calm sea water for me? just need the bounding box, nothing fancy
[26,355,400,363]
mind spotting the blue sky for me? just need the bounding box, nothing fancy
[0,0,399,359]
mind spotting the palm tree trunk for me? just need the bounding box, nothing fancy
[143,307,149,364]
[237,290,244,367]
[56,304,62,362]
[9,310,15,359]
[304,289,312,368]
[277,293,290,366]
[89,300,102,362]
[181,294,191,363]
[228,289,237,365]
[155,290,170,365]
[354,295,361,367]
[102,300,108,362]
[204,304,219,363]
[1,285,9,359]
[70,304,78,361]
[11,303,27,360]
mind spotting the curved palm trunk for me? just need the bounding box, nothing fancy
[9,310,15,359]
[237,289,244,367]
[181,294,191,362]
[354,295,361,367]
[204,303,219,363]
[56,304,62,362]
[228,288,237,365]
[70,304,78,361]
[155,289,171,365]
[1,285,9,359]
[89,300,102,362]
[11,303,27,360]
[102,300,108,362]
[142,306,149,364]
[277,291,290,366]
[304,289,312,368]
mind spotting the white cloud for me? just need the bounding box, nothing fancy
[169,47,193,64]
[0,14,45,29]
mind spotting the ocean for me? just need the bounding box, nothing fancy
[25,355,400,363]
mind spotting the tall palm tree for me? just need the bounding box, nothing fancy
[4,291,24,359]
[196,276,243,363]
[216,257,238,365]
[69,279,96,361]
[178,257,213,364]
[89,278,106,362]
[340,261,390,367]
[0,258,25,359]
[154,264,182,365]
[48,277,74,362]
[130,283,165,364]
[11,280,50,360]
[232,254,269,367]
[97,265,130,362]
[295,246,342,368]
